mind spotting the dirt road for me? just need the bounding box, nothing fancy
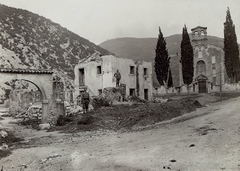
[1,96,240,171]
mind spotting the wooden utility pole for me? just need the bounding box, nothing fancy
[220,63,222,101]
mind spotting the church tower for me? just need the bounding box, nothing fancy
[191,26,208,48]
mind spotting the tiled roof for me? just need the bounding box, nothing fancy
[0,68,53,74]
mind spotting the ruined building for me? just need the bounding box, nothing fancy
[74,54,153,100]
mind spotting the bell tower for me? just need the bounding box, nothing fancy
[191,26,208,48]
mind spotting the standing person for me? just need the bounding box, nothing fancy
[81,89,90,113]
[114,70,121,87]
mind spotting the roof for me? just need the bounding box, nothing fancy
[0,68,53,74]
[191,26,207,31]
[195,74,208,81]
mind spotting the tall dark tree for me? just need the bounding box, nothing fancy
[181,25,194,93]
[167,69,173,88]
[224,7,240,83]
[154,27,170,86]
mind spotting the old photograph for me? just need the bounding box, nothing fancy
[0,0,240,170]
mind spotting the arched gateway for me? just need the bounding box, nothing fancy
[0,68,53,123]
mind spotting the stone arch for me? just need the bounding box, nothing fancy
[10,79,46,100]
[0,68,53,123]
[196,60,206,76]
[4,78,45,100]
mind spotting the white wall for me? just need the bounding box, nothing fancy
[74,55,153,100]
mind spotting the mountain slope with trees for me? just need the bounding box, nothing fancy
[100,35,225,62]
[0,4,112,80]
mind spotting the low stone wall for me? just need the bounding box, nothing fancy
[223,83,240,91]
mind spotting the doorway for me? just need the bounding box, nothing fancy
[198,81,207,93]
[144,89,148,100]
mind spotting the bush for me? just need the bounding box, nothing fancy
[92,96,111,109]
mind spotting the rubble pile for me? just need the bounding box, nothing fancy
[64,101,83,116]
[152,97,169,103]
[15,103,42,120]
[102,87,124,102]
[125,95,147,103]
[92,87,124,109]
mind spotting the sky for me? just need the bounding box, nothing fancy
[0,0,239,45]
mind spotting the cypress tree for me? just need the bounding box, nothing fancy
[224,7,240,83]
[154,27,170,85]
[181,25,194,93]
[167,68,173,88]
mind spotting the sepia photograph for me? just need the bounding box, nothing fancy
[0,0,240,170]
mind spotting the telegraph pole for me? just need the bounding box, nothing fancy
[220,63,222,101]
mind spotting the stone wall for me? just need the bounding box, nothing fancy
[9,89,41,115]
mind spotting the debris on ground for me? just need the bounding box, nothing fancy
[0,130,8,138]
[48,98,203,133]
[40,153,61,164]
[195,125,218,136]
[0,143,9,151]
[152,97,168,103]
[38,123,51,130]
[15,102,42,120]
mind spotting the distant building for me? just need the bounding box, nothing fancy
[74,54,153,100]
[190,26,226,93]
[165,26,228,94]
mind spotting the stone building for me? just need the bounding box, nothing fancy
[74,54,153,100]
[190,26,226,93]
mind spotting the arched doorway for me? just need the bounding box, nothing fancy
[4,79,43,117]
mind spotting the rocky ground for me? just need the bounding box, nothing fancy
[0,92,240,171]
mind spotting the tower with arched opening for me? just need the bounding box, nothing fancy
[190,26,225,93]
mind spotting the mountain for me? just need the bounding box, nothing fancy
[0,4,112,81]
[99,35,224,61]
[99,35,225,87]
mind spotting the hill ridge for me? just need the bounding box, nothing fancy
[0,4,112,81]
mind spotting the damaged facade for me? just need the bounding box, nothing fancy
[74,54,153,100]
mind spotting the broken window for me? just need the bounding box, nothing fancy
[130,66,135,74]
[97,66,102,74]
[144,68,148,75]
[129,88,135,96]
[79,68,85,86]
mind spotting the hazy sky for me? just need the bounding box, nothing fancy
[0,0,239,44]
